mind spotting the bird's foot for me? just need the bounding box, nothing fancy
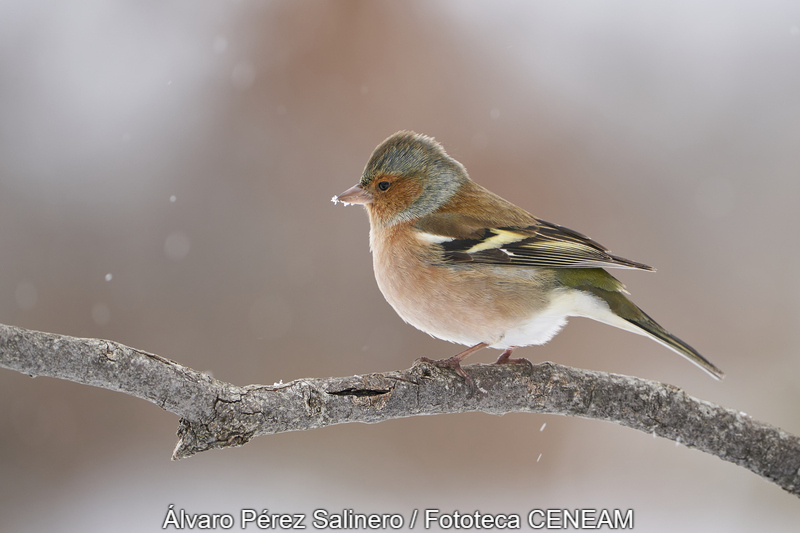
[420,354,472,381]
[419,342,488,396]
[492,347,532,367]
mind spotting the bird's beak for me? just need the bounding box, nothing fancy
[332,183,373,205]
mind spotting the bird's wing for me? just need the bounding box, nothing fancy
[414,214,654,271]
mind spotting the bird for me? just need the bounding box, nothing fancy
[333,131,723,385]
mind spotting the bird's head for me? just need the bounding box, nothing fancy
[333,131,468,227]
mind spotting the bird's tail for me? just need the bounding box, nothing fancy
[574,284,724,380]
[621,301,724,380]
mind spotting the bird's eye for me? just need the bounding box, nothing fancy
[377,181,391,191]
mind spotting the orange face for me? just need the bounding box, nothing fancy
[336,174,424,227]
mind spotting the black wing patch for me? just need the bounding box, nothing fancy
[437,220,654,271]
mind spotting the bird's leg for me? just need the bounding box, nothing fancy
[419,342,488,387]
[493,347,529,365]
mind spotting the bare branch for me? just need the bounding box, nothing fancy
[1,322,798,497]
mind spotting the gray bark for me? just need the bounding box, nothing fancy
[1,322,798,497]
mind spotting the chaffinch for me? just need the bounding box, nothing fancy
[334,131,723,383]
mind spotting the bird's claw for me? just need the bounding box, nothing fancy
[418,356,486,397]
[493,351,533,368]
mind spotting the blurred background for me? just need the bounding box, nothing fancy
[2,0,799,531]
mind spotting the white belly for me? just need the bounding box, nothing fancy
[489,288,639,350]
